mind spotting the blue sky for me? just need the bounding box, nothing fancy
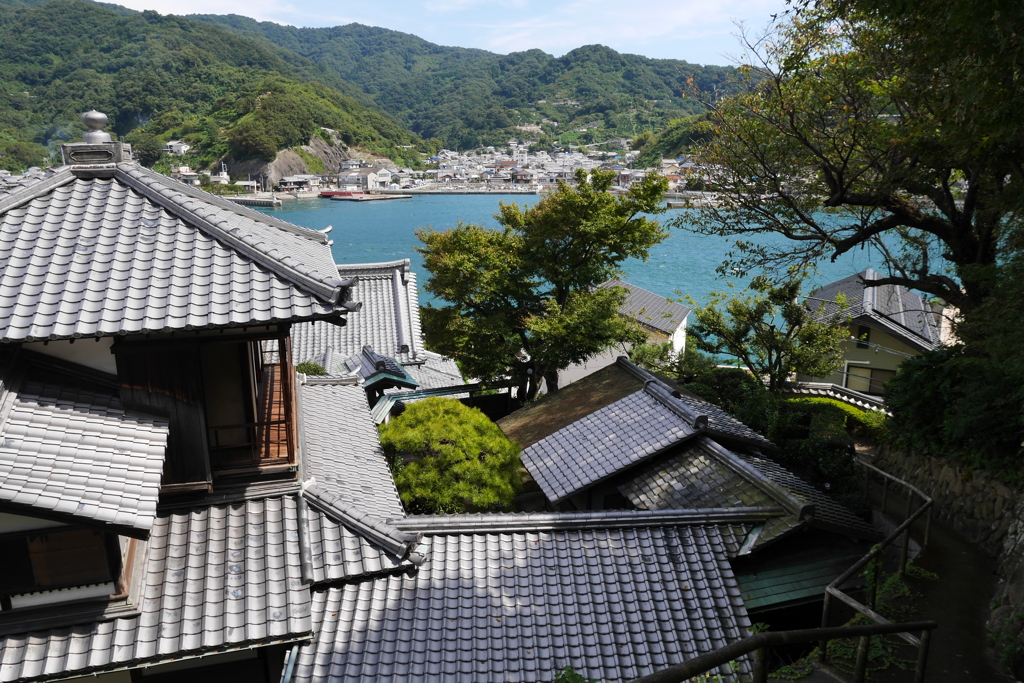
[115,0,788,66]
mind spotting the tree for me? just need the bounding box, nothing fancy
[683,2,1024,314]
[688,274,849,393]
[418,168,668,400]
[379,398,521,514]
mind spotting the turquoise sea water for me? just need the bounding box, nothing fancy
[255,195,883,305]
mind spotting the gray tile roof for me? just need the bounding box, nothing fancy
[600,279,691,335]
[298,378,421,582]
[0,352,168,534]
[0,496,312,683]
[0,166,351,343]
[344,346,419,390]
[781,381,889,413]
[620,440,781,511]
[738,451,878,539]
[616,359,774,448]
[292,259,421,366]
[521,364,772,505]
[303,504,412,585]
[299,379,404,521]
[293,519,751,683]
[522,389,699,504]
[808,269,941,351]
[619,437,877,548]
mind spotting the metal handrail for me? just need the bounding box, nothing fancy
[817,459,935,681]
[628,621,937,683]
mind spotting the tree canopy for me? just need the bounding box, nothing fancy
[418,168,668,400]
[688,274,849,393]
[684,1,1024,314]
[379,398,521,514]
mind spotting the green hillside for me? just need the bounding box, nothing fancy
[190,16,746,150]
[0,0,424,172]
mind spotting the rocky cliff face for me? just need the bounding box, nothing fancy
[224,132,391,186]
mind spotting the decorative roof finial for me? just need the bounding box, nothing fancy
[81,110,112,144]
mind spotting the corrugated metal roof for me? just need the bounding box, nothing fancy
[600,279,691,335]
[293,522,751,683]
[0,168,349,343]
[0,496,311,683]
[0,352,167,533]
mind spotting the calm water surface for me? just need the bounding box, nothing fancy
[256,195,881,305]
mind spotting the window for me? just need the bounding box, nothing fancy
[0,528,117,610]
[856,325,871,348]
[115,333,296,490]
[846,365,896,395]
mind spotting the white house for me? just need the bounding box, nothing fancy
[162,139,191,155]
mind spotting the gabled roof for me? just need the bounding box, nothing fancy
[600,279,691,335]
[519,358,773,504]
[0,349,167,535]
[808,269,941,351]
[619,437,878,550]
[291,259,463,392]
[0,495,312,683]
[298,378,423,580]
[344,346,419,391]
[292,259,420,365]
[0,164,354,343]
[293,512,753,683]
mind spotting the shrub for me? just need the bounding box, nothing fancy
[886,346,1024,479]
[295,361,327,376]
[379,397,522,514]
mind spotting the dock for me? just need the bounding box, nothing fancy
[330,193,413,202]
[228,196,283,207]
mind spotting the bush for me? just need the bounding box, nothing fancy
[886,346,1024,479]
[295,361,327,376]
[786,397,888,442]
[379,398,522,514]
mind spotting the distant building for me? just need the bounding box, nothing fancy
[601,279,691,353]
[161,139,190,155]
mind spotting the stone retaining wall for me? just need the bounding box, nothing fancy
[873,446,1024,674]
[874,446,1018,554]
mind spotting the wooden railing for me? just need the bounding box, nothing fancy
[817,459,934,681]
[633,459,936,683]
[628,621,938,683]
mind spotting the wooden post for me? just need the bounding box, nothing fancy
[854,635,871,682]
[882,478,889,514]
[819,592,831,664]
[913,629,932,683]
[868,561,880,610]
[753,646,769,683]
[924,506,932,548]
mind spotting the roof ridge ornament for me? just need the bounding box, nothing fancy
[61,110,132,173]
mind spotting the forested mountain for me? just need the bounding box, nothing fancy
[0,0,425,172]
[190,16,745,150]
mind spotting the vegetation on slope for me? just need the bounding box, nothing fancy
[190,16,747,150]
[0,0,425,171]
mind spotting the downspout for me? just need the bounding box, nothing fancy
[280,644,299,683]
